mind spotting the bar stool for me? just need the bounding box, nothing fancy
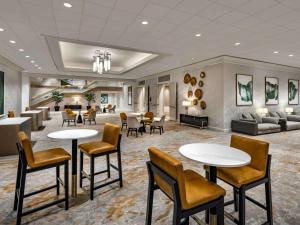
[146,147,225,225]
[79,123,122,200]
[14,132,71,225]
[205,135,273,225]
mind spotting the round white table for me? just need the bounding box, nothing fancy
[48,129,98,198]
[179,143,251,225]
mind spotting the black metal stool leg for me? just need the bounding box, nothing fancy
[117,150,123,187]
[106,154,111,178]
[238,187,246,225]
[14,156,22,211]
[16,165,26,225]
[64,162,69,210]
[90,156,95,200]
[56,165,60,195]
[216,197,224,225]
[205,170,209,224]
[79,151,83,188]
[234,188,239,212]
[265,181,273,225]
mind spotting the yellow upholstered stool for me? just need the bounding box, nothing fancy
[79,123,122,200]
[146,147,225,225]
[204,135,273,225]
[14,132,71,225]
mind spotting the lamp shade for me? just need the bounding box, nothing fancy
[285,107,293,113]
[182,100,191,107]
[257,108,268,114]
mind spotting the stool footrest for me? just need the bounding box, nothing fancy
[110,163,119,171]
[24,184,57,198]
[94,178,121,190]
[245,195,267,210]
[22,198,65,216]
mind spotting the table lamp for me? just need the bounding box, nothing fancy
[182,100,191,114]
[257,108,268,117]
[285,107,293,115]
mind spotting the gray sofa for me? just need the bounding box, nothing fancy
[231,112,281,135]
[269,112,300,131]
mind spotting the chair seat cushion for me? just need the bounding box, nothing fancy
[183,170,225,209]
[258,123,280,131]
[32,148,71,168]
[79,141,115,155]
[204,165,264,188]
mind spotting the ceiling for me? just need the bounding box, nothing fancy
[1,0,300,79]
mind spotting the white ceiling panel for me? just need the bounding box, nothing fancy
[175,0,212,14]
[140,3,171,20]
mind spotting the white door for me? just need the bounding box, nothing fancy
[169,82,177,121]
[149,84,158,114]
[133,87,138,112]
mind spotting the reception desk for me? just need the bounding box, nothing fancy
[21,110,43,131]
[64,105,82,110]
[36,106,50,120]
[0,117,31,156]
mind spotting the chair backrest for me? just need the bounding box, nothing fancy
[230,135,269,174]
[120,112,127,121]
[145,112,154,120]
[127,116,140,128]
[107,104,112,109]
[90,110,96,119]
[65,109,74,114]
[17,131,34,167]
[95,105,101,111]
[159,115,166,126]
[102,123,120,148]
[61,111,68,119]
[87,108,94,114]
[8,111,15,118]
[148,147,188,209]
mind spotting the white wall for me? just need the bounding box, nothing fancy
[0,62,22,117]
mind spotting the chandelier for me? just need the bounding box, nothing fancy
[92,50,111,74]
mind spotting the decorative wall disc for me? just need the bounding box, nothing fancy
[187,90,193,98]
[193,99,198,105]
[198,80,204,87]
[200,101,206,110]
[200,71,206,78]
[194,89,203,99]
[184,73,191,84]
[190,77,197,86]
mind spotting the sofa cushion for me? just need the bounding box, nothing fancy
[258,123,280,131]
[287,115,300,122]
[277,112,287,119]
[251,113,262,123]
[242,112,254,120]
[286,121,300,130]
[269,112,280,118]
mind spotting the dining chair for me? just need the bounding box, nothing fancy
[14,132,70,225]
[8,111,15,118]
[146,147,225,225]
[142,112,154,127]
[83,109,96,125]
[127,116,143,137]
[120,112,127,131]
[78,123,122,200]
[61,111,76,126]
[204,135,272,225]
[150,115,166,135]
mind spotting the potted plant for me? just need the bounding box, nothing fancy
[84,92,96,110]
[51,90,64,111]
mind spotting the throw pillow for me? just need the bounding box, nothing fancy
[251,113,263,123]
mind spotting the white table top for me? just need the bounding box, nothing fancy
[132,112,144,116]
[37,107,50,109]
[0,117,31,125]
[21,110,42,114]
[47,129,98,140]
[179,143,251,167]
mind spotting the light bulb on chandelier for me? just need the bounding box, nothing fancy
[92,50,112,75]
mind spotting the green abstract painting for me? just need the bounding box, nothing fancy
[236,74,253,106]
[288,79,299,105]
[265,77,279,105]
[0,71,4,115]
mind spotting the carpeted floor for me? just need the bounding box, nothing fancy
[0,112,299,225]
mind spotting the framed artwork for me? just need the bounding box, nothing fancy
[288,79,299,105]
[101,93,108,104]
[265,77,279,105]
[128,86,132,105]
[236,74,253,106]
[0,71,3,115]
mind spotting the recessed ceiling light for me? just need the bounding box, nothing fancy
[192,58,194,60]
[141,21,148,25]
[195,33,201,37]
[289,54,294,57]
[19,49,24,52]
[64,2,72,8]
[25,55,30,58]
[273,51,279,54]
[9,40,16,44]
[235,42,241,46]
[0,28,4,32]
[38,67,42,69]
[30,60,35,63]
[34,64,39,67]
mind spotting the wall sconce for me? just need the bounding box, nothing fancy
[285,107,293,115]
[257,107,268,117]
[182,100,191,114]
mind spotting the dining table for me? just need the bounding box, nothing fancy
[48,129,98,205]
[179,143,251,225]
